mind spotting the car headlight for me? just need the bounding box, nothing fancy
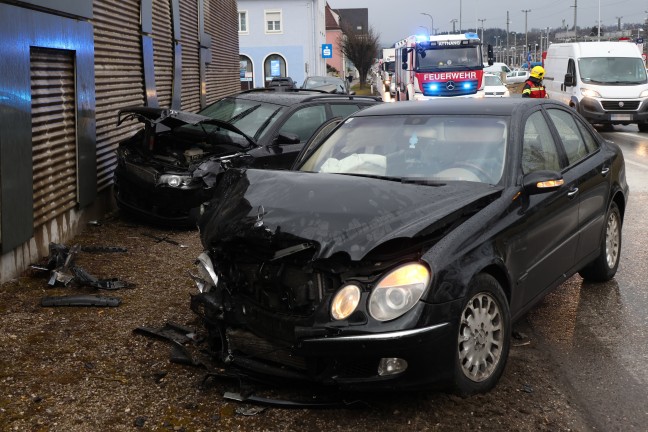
[158,174,195,187]
[368,263,430,321]
[331,284,361,320]
[190,252,218,293]
[504,90,510,97]
[640,90,648,98]
[581,88,601,98]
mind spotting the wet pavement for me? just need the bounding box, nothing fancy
[527,125,648,431]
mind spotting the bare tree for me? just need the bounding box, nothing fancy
[338,25,380,88]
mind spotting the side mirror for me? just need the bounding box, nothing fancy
[401,49,408,63]
[349,91,356,95]
[523,170,564,194]
[564,73,575,87]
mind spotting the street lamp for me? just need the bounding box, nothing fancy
[421,13,434,35]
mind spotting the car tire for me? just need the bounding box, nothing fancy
[453,273,511,396]
[638,123,648,133]
[579,201,622,282]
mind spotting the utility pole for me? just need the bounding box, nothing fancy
[451,19,458,34]
[616,16,622,31]
[459,0,462,34]
[478,18,486,42]
[522,9,531,63]
[506,11,510,66]
[571,0,578,40]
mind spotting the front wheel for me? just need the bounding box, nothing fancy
[454,273,511,396]
[579,201,622,282]
[638,122,648,133]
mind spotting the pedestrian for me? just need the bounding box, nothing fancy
[522,66,547,98]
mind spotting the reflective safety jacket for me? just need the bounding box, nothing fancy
[522,79,547,98]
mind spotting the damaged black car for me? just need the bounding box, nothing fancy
[113,90,380,226]
[189,98,628,394]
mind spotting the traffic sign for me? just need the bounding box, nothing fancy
[322,44,333,59]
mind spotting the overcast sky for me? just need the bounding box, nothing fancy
[328,0,648,46]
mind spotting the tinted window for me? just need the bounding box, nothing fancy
[330,104,362,118]
[546,109,589,165]
[575,120,600,153]
[278,105,327,142]
[522,111,561,174]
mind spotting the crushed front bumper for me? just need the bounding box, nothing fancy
[191,292,462,391]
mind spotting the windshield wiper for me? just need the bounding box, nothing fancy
[340,173,445,186]
[228,104,261,122]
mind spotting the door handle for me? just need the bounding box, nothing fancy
[601,167,610,177]
[567,187,579,198]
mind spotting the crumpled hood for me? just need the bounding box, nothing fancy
[201,169,502,261]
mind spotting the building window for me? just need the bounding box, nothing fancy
[265,10,282,33]
[238,11,248,33]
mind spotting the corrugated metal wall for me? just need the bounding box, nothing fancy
[30,48,78,228]
[180,0,201,112]
[204,0,240,104]
[152,0,174,108]
[93,0,145,191]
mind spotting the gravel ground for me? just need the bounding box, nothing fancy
[0,212,592,431]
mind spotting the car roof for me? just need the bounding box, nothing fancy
[232,89,381,106]
[352,98,565,117]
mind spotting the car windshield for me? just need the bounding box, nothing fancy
[417,46,482,71]
[484,74,504,86]
[579,57,648,84]
[197,97,284,140]
[303,77,347,93]
[299,115,508,184]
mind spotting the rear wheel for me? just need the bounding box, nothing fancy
[579,201,622,282]
[454,274,510,396]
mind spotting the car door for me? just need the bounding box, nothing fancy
[544,107,610,265]
[252,104,329,169]
[507,109,581,312]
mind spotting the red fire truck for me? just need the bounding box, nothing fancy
[394,32,486,100]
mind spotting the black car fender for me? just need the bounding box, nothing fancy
[421,187,519,306]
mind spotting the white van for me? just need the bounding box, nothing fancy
[543,41,648,131]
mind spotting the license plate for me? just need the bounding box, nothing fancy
[610,114,632,121]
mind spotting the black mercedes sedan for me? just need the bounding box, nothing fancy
[189,98,628,395]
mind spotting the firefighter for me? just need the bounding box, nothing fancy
[522,66,547,98]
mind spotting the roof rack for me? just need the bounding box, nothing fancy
[239,87,381,102]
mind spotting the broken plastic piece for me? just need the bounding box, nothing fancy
[41,295,122,307]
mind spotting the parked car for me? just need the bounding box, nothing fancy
[302,75,353,94]
[190,98,628,394]
[113,90,381,226]
[506,69,530,84]
[267,76,296,89]
[482,73,510,97]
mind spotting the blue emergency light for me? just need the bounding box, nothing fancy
[462,82,472,89]
[465,32,479,39]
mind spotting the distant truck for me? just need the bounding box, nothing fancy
[380,48,396,92]
[543,41,648,131]
[394,32,485,100]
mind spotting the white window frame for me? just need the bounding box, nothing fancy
[264,9,282,34]
[238,10,248,34]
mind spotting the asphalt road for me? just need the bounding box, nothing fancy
[527,124,648,431]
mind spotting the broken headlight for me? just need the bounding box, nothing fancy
[158,174,195,187]
[190,252,218,293]
[330,284,361,320]
[368,263,430,321]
